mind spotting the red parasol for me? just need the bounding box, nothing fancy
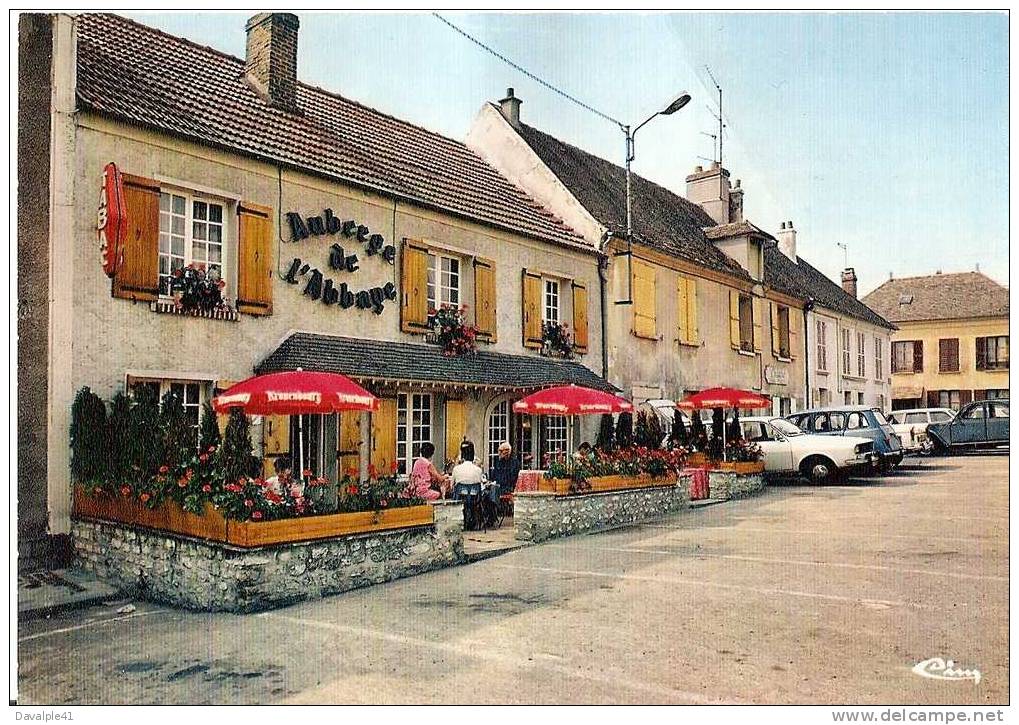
[212,370,378,416]
[213,370,377,482]
[678,387,771,410]
[512,384,634,416]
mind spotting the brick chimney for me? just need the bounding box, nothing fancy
[245,13,300,112]
[498,87,522,128]
[686,162,732,225]
[841,267,858,298]
[777,220,797,261]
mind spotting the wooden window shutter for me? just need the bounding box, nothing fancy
[338,411,361,479]
[370,399,398,473]
[632,259,657,340]
[787,308,798,360]
[445,399,467,463]
[976,337,987,371]
[959,389,973,406]
[752,297,762,352]
[676,277,689,343]
[770,302,781,357]
[473,258,497,342]
[926,390,939,407]
[685,277,698,344]
[235,202,273,316]
[522,270,543,348]
[728,289,741,349]
[572,281,589,353]
[112,174,160,301]
[939,338,960,373]
[400,240,430,333]
[261,414,290,479]
[913,340,924,373]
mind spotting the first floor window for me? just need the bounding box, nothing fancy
[426,253,460,310]
[856,332,866,377]
[397,393,432,475]
[816,320,828,371]
[842,329,852,375]
[158,191,225,296]
[544,278,560,324]
[875,337,884,379]
[939,338,960,373]
[738,294,754,352]
[976,336,1009,371]
[487,400,511,471]
[892,340,921,373]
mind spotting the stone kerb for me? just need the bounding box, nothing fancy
[71,500,464,612]
[513,474,692,543]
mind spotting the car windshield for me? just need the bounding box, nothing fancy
[771,419,804,436]
[871,410,889,425]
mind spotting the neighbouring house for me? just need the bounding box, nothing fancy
[765,222,896,410]
[17,13,611,564]
[862,271,1009,411]
[467,89,807,418]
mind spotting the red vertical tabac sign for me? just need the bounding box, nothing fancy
[97,162,127,278]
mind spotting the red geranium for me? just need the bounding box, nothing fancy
[139,492,151,503]
[120,485,131,496]
[244,499,254,508]
[202,484,212,493]
[252,511,263,520]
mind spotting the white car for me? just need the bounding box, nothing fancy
[886,408,956,454]
[740,416,879,483]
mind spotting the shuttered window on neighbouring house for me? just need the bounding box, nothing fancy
[632,259,657,340]
[976,336,1009,371]
[236,202,273,316]
[730,290,755,352]
[771,302,791,359]
[113,174,161,301]
[677,276,698,345]
[913,340,924,373]
[572,281,589,353]
[400,240,431,333]
[472,258,497,342]
[522,270,543,348]
[939,338,960,373]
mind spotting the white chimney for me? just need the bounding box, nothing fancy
[498,87,522,128]
[777,220,797,261]
[686,161,732,225]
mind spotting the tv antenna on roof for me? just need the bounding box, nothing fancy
[836,242,848,268]
[700,131,718,164]
[704,65,725,196]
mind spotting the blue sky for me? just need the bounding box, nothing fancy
[124,12,1009,294]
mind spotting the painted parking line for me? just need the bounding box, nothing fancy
[492,563,933,611]
[640,525,1000,544]
[18,610,164,643]
[543,543,1009,583]
[260,612,733,705]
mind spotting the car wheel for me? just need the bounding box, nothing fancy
[800,456,837,484]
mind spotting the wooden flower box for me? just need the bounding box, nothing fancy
[538,474,677,496]
[72,486,434,548]
[685,452,710,467]
[712,460,765,475]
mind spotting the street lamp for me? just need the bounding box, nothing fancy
[617,92,692,305]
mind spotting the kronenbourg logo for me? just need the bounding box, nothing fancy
[266,390,322,405]
[912,657,981,684]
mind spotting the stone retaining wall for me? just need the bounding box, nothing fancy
[707,470,765,501]
[71,501,464,612]
[513,475,691,543]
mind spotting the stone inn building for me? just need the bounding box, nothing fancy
[17,13,612,562]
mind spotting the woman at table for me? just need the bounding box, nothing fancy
[451,440,486,529]
[407,442,446,500]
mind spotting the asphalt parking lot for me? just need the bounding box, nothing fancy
[17,453,1008,705]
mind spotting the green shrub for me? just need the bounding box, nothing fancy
[69,387,109,484]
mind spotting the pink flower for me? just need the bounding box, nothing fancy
[202,484,212,493]
[159,465,169,474]
[120,485,131,496]
[244,499,254,508]
[251,511,263,520]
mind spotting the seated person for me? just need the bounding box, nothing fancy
[264,457,302,498]
[488,442,521,500]
[575,441,594,460]
[407,442,446,500]
[451,441,485,498]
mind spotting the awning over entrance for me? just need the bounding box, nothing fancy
[892,385,924,400]
[256,332,618,393]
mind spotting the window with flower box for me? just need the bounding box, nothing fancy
[427,253,461,310]
[158,191,226,296]
[544,279,560,324]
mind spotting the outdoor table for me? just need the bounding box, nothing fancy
[683,467,710,500]
[515,469,544,493]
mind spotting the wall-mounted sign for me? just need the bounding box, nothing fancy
[285,257,397,315]
[97,162,127,278]
[764,365,789,386]
[286,208,396,264]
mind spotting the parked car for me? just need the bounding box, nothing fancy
[886,408,956,454]
[740,416,879,483]
[926,399,1009,454]
[786,406,904,470]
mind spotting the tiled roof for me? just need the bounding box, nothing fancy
[764,245,896,330]
[512,120,751,280]
[256,332,618,392]
[704,220,776,241]
[862,271,1009,323]
[74,14,587,251]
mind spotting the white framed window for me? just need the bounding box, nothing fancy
[816,319,828,371]
[841,328,852,376]
[487,400,511,471]
[542,415,569,459]
[158,191,225,297]
[543,278,560,324]
[875,337,884,379]
[856,332,866,377]
[397,393,433,475]
[426,253,460,310]
[128,378,207,448]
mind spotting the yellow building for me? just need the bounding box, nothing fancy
[863,272,1009,410]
